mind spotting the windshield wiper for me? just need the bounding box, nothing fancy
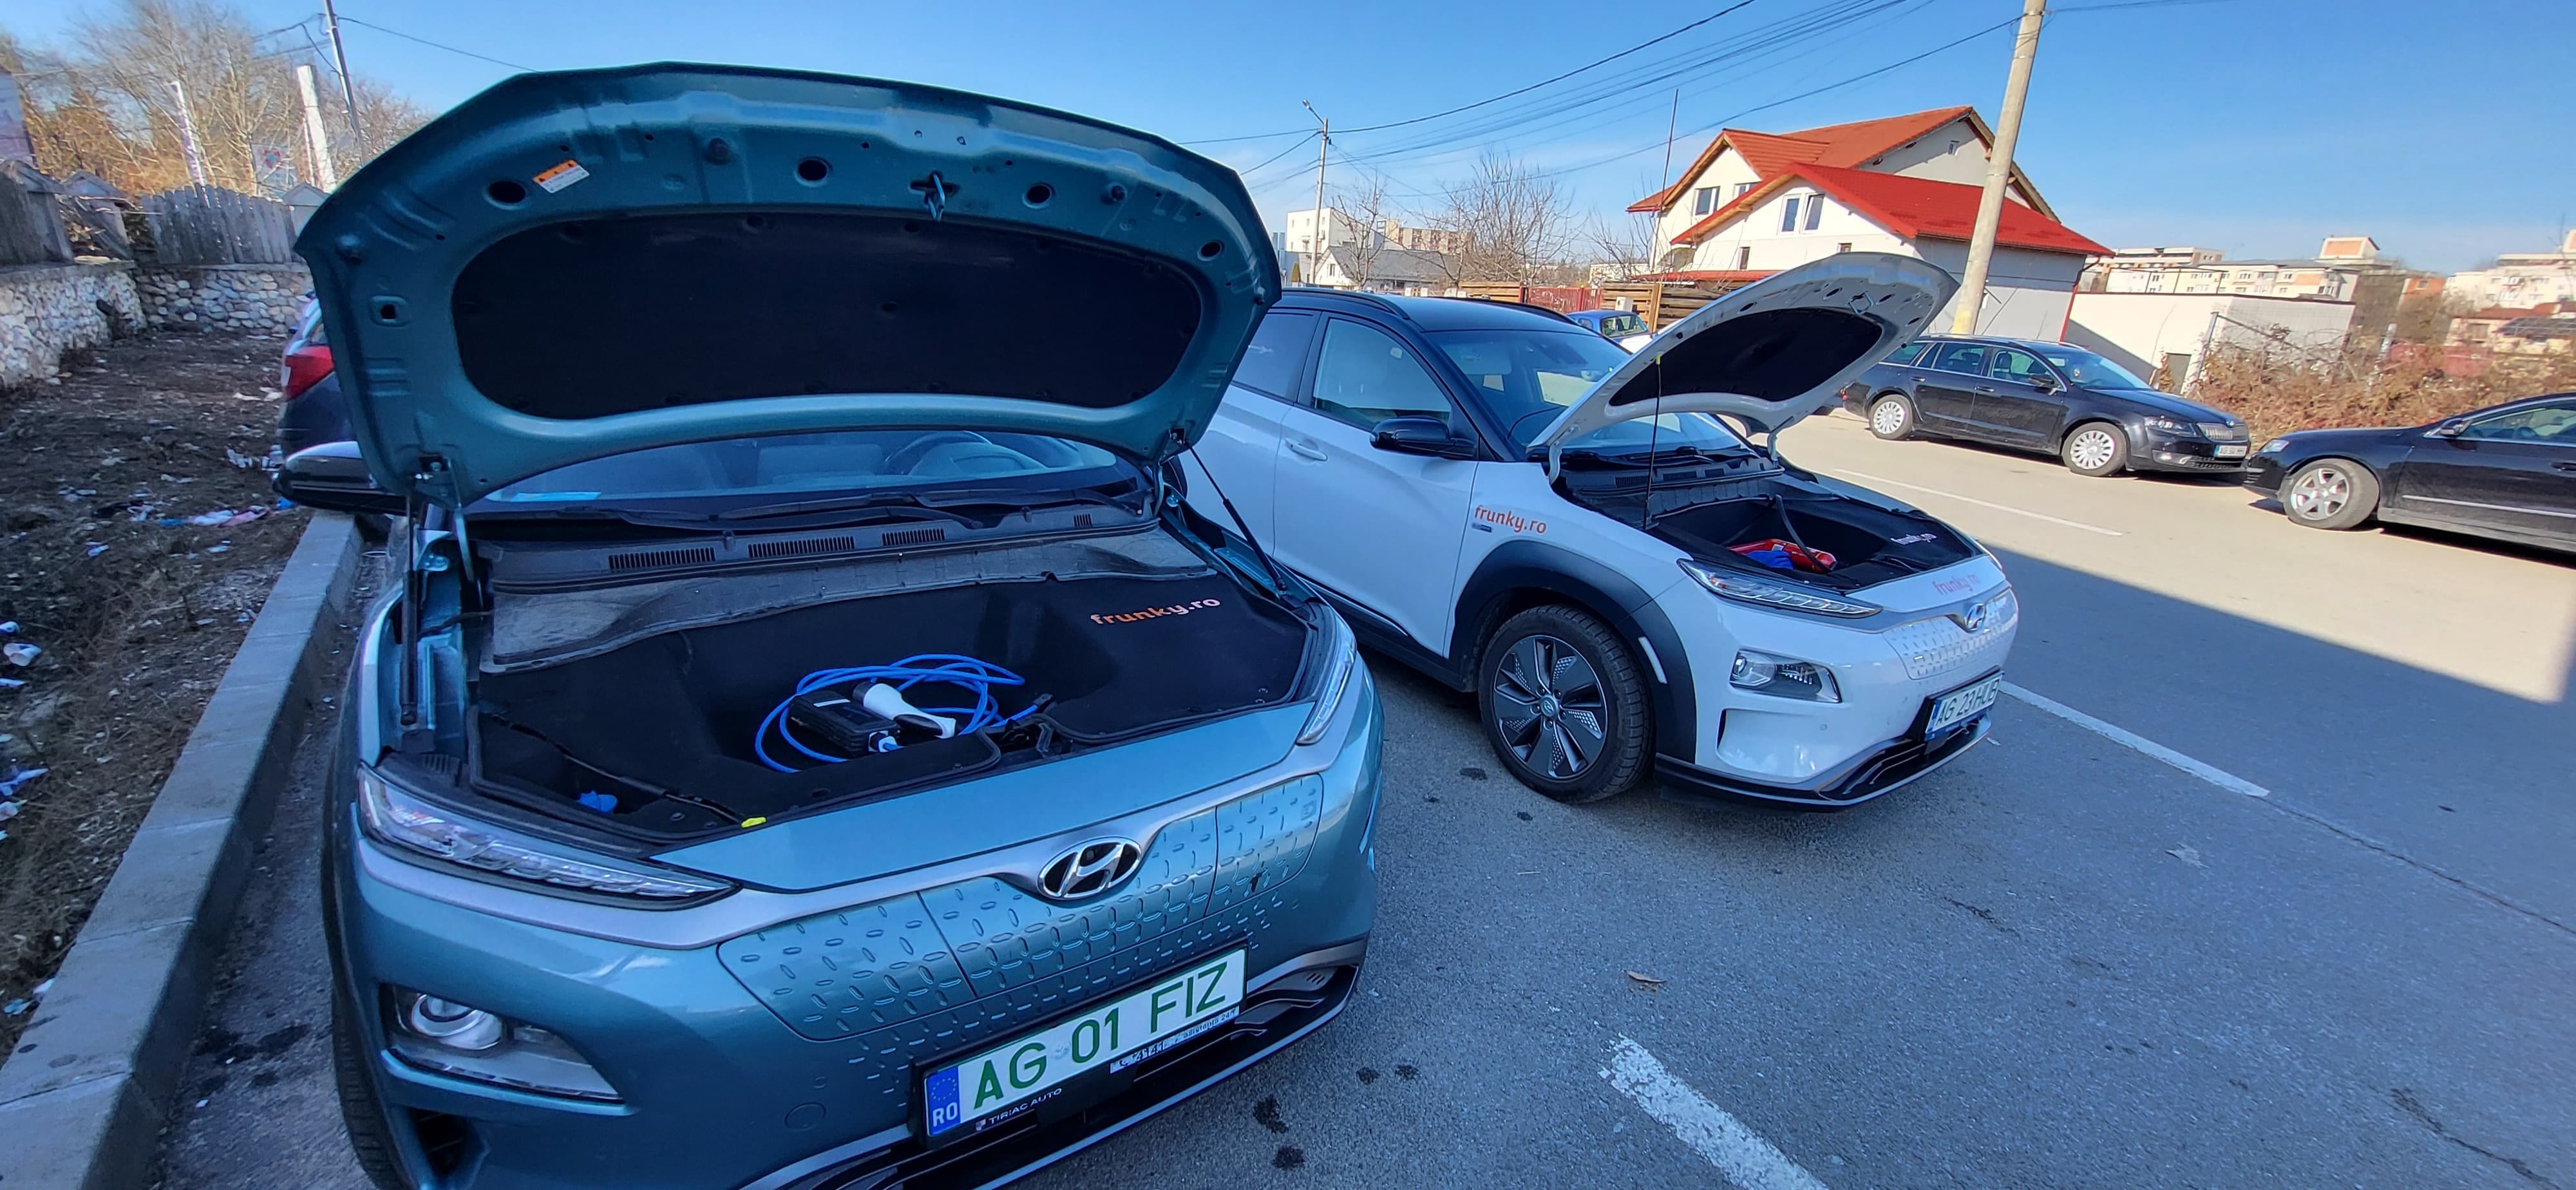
[1544,444,1738,468]
[913,487,1145,516]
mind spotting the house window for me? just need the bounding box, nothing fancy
[1734,182,1756,198]
[1836,242,1852,254]
[1734,246,1752,270]
[1693,187,1718,215]
[1780,196,1801,232]
[1804,194,1824,231]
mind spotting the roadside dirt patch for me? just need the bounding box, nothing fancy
[1,332,313,1053]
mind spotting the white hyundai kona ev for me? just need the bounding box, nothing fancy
[1188,254,2018,807]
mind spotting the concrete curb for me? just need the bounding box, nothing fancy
[0,512,364,1190]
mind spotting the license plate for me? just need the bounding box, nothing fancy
[920,949,1245,1144]
[2214,444,2248,458]
[1926,673,2002,736]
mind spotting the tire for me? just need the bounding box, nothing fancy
[1866,392,1916,440]
[332,983,415,1190]
[2061,422,2128,477]
[1477,605,1651,804]
[2282,458,2379,530]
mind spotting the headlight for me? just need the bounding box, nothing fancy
[1679,560,1879,618]
[387,987,620,1101]
[1730,650,1842,703]
[2141,416,2193,435]
[1296,609,1362,745]
[2259,439,2288,453]
[357,768,732,901]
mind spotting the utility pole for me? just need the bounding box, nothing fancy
[1302,100,1328,285]
[1951,0,2049,334]
[321,0,364,149]
[295,64,341,189]
[169,79,211,187]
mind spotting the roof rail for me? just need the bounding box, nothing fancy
[1280,286,1408,316]
[1454,296,1578,325]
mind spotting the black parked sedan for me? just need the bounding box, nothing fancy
[2242,392,2576,554]
[1839,335,2250,477]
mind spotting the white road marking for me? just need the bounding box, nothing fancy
[1601,1036,1830,1190]
[2000,683,2271,798]
[1839,470,2126,536]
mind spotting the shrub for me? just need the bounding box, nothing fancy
[2189,342,2576,444]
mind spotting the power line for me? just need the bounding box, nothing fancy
[335,14,537,72]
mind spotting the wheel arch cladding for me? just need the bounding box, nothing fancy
[1452,539,1695,762]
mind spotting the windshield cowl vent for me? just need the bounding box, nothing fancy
[747,535,858,561]
[880,527,947,547]
[607,545,719,572]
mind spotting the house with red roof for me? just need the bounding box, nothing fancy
[1626,106,2108,340]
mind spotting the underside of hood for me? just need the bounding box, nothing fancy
[1537,253,1955,462]
[296,64,1278,506]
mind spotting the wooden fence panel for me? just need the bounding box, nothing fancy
[137,187,298,265]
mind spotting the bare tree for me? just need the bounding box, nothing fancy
[1330,169,1399,291]
[3,0,430,194]
[1428,153,1575,285]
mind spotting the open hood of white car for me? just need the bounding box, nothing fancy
[1533,254,1955,463]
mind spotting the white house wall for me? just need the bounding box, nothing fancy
[2065,292,2355,389]
[1653,150,1765,254]
[1851,117,2034,207]
[1681,191,1908,272]
[1917,241,2081,340]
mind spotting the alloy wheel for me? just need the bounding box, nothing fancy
[2068,428,2120,472]
[1871,399,1908,435]
[1490,634,1607,780]
[2289,465,2351,519]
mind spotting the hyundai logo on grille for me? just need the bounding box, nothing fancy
[1037,839,1143,901]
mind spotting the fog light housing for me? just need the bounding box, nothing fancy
[1730,650,1841,703]
[387,988,621,1102]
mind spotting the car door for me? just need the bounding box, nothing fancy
[2391,397,2576,546]
[1971,346,2068,449]
[1913,341,1988,435]
[1268,316,1479,653]
[1186,310,1320,546]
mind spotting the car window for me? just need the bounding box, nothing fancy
[1884,342,1927,367]
[1601,314,1646,338]
[1232,312,1315,400]
[1989,348,2049,384]
[1311,319,1459,433]
[1931,343,1987,375]
[2461,399,2576,444]
[480,429,1133,508]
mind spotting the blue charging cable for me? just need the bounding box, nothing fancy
[755,654,1039,772]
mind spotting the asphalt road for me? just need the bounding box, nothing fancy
[156,415,2576,1189]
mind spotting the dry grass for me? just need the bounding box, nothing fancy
[2190,343,2576,444]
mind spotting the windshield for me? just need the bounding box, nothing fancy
[479,429,1138,511]
[2036,346,2151,390]
[1428,328,1748,456]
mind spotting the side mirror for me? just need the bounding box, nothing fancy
[274,440,406,515]
[2430,418,2468,439]
[1370,416,1477,460]
[2029,373,2060,393]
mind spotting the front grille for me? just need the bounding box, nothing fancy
[716,776,1328,1120]
[1882,598,2016,681]
[2198,422,2248,442]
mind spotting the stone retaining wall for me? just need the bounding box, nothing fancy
[133,264,312,337]
[0,262,144,389]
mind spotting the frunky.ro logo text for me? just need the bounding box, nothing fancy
[1472,505,1546,534]
[1090,598,1224,625]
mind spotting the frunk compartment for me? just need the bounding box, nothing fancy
[472,574,1309,832]
[1649,491,1976,590]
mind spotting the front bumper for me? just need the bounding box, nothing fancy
[325,679,1383,1190]
[2131,430,2251,473]
[1654,572,2015,805]
[2240,452,2289,494]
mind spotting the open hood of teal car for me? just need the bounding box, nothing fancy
[296,64,1280,506]
[1533,252,1955,462]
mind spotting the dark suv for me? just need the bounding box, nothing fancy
[1839,335,2249,477]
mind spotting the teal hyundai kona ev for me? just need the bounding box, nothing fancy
[278,64,1380,1189]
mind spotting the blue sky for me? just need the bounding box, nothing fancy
[10,0,2566,270]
